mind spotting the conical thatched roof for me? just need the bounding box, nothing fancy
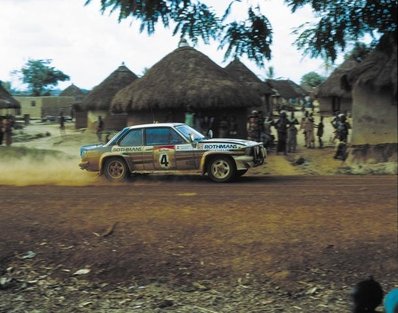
[81,63,138,111]
[224,59,273,95]
[344,34,397,100]
[111,46,262,112]
[266,79,308,99]
[60,83,86,98]
[0,82,20,109]
[316,58,360,98]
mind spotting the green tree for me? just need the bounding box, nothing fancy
[300,71,326,89]
[14,59,70,96]
[288,0,397,61]
[85,0,397,65]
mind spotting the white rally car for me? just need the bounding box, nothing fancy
[79,123,266,183]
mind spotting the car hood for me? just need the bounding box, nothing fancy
[80,143,103,156]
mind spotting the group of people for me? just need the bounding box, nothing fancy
[0,115,14,146]
[185,110,239,138]
[246,110,334,156]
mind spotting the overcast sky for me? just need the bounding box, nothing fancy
[1,0,341,91]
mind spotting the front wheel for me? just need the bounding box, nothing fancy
[207,156,236,183]
[103,157,129,182]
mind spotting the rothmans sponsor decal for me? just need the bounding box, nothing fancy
[112,146,143,152]
[202,143,239,150]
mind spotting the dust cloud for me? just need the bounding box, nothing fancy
[0,152,99,186]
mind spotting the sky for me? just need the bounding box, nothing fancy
[0,0,341,91]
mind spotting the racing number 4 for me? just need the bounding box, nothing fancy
[160,154,169,168]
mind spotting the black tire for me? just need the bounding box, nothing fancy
[103,157,129,182]
[236,169,248,177]
[207,156,236,183]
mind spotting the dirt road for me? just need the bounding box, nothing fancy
[0,175,397,312]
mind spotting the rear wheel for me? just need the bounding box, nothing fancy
[103,157,129,182]
[207,156,236,183]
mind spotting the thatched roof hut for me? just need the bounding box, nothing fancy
[344,34,397,102]
[341,34,397,151]
[0,82,20,110]
[317,58,359,98]
[111,46,262,113]
[60,83,86,100]
[266,79,308,99]
[80,63,138,111]
[224,59,273,95]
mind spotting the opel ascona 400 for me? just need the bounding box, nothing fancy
[79,123,266,183]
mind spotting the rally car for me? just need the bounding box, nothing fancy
[79,123,266,183]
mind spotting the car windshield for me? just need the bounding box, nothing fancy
[175,124,205,141]
[104,128,129,146]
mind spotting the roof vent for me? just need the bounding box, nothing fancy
[178,37,189,48]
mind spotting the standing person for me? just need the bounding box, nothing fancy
[301,111,315,148]
[200,115,214,136]
[217,115,229,138]
[247,110,260,141]
[334,114,351,160]
[96,116,104,142]
[274,111,288,155]
[184,105,195,127]
[287,111,299,153]
[330,111,340,143]
[59,112,66,135]
[300,111,308,146]
[194,112,202,133]
[0,117,4,146]
[316,116,325,148]
[257,111,265,142]
[228,116,238,138]
[4,116,13,146]
[336,114,351,143]
[262,113,274,149]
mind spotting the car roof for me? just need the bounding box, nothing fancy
[126,123,184,130]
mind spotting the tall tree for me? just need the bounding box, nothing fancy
[85,0,397,65]
[14,59,70,96]
[288,0,397,61]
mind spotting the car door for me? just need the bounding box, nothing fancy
[144,127,195,170]
[116,128,145,171]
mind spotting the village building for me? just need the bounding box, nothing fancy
[343,34,397,168]
[316,58,360,116]
[224,58,274,115]
[76,63,138,130]
[0,82,21,116]
[60,83,86,102]
[14,96,73,121]
[265,79,309,112]
[111,41,262,138]
[59,83,87,120]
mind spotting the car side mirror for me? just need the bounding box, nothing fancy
[207,129,213,139]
